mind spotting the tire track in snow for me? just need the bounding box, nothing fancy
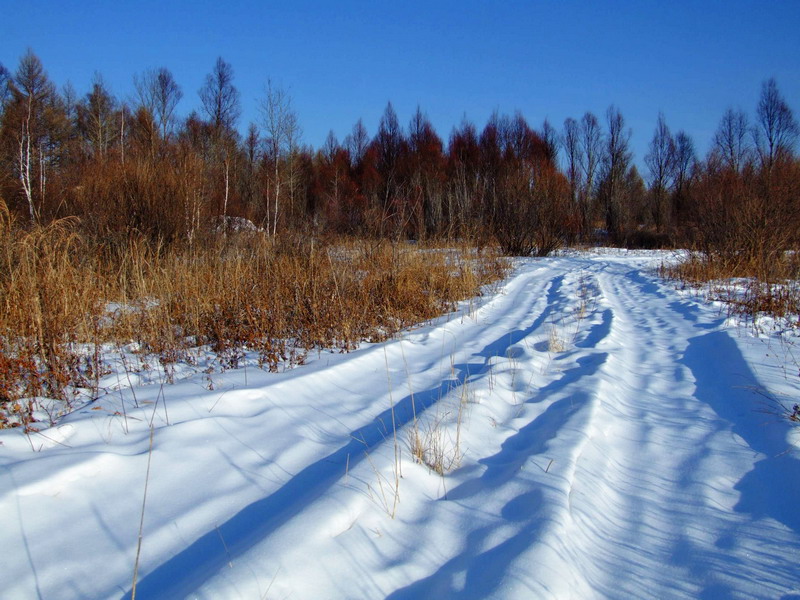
[120,256,800,599]
[542,259,800,599]
[387,264,616,599]
[386,257,800,600]
[122,262,559,599]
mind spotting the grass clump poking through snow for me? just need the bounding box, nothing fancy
[0,203,508,428]
[408,411,463,476]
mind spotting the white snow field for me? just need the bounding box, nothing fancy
[1,251,799,599]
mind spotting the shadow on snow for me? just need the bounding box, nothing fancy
[683,331,800,536]
[123,277,575,598]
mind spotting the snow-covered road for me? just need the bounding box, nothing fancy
[2,252,799,599]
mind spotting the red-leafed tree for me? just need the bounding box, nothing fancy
[446,118,483,237]
[405,106,445,239]
[312,131,362,233]
[364,102,407,237]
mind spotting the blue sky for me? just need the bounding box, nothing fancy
[1,1,799,168]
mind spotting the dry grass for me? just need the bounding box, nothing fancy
[663,249,800,431]
[0,201,508,428]
[662,252,800,324]
[408,411,462,476]
[547,324,569,353]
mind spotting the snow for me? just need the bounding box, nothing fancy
[1,251,799,599]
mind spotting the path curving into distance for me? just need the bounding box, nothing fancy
[1,251,798,599]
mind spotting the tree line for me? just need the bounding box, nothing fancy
[0,50,798,261]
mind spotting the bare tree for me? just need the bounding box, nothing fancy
[60,81,78,122]
[240,122,261,214]
[644,112,676,230]
[673,131,696,181]
[322,130,340,161]
[753,78,798,171]
[0,62,11,113]
[562,118,581,195]
[598,105,632,240]
[501,112,529,159]
[260,80,301,235]
[446,118,481,235]
[134,67,182,141]
[671,130,696,222]
[345,118,369,168]
[198,58,241,219]
[562,117,584,237]
[371,102,406,235]
[408,106,445,237]
[375,102,403,187]
[77,74,117,159]
[199,57,240,134]
[580,112,602,236]
[540,118,559,164]
[712,108,750,172]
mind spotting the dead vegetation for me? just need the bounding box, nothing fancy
[662,150,800,326]
[664,252,800,325]
[0,201,508,428]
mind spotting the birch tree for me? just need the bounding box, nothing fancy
[134,67,182,142]
[260,80,300,235]
[199,58,240,218]
[5,50,61,223]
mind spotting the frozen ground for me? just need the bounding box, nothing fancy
[1,250,799,599]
